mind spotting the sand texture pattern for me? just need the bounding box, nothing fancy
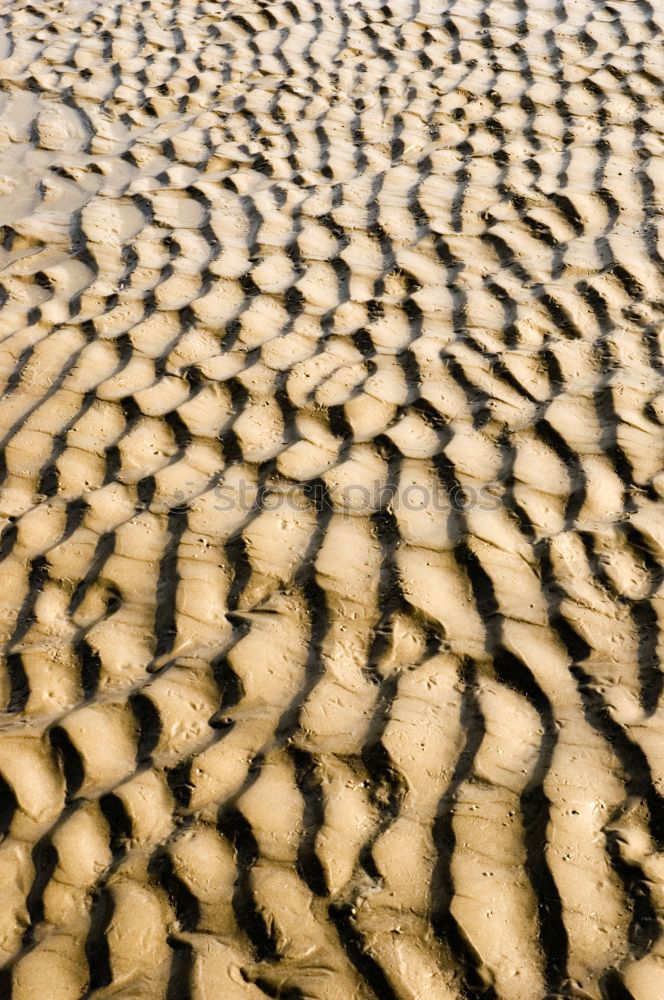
[0,0,664,996]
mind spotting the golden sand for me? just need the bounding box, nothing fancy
[0,0,664,996]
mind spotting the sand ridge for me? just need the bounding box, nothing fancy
[0,0,663,997]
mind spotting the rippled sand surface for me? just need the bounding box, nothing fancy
[1,0,664,997]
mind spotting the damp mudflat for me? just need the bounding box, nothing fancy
[0,0,663,997]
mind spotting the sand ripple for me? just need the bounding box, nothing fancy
[0,0,664,997]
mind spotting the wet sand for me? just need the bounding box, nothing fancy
[0,0,664,997]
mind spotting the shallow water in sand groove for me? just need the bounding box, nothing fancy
[0,0,664,997]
